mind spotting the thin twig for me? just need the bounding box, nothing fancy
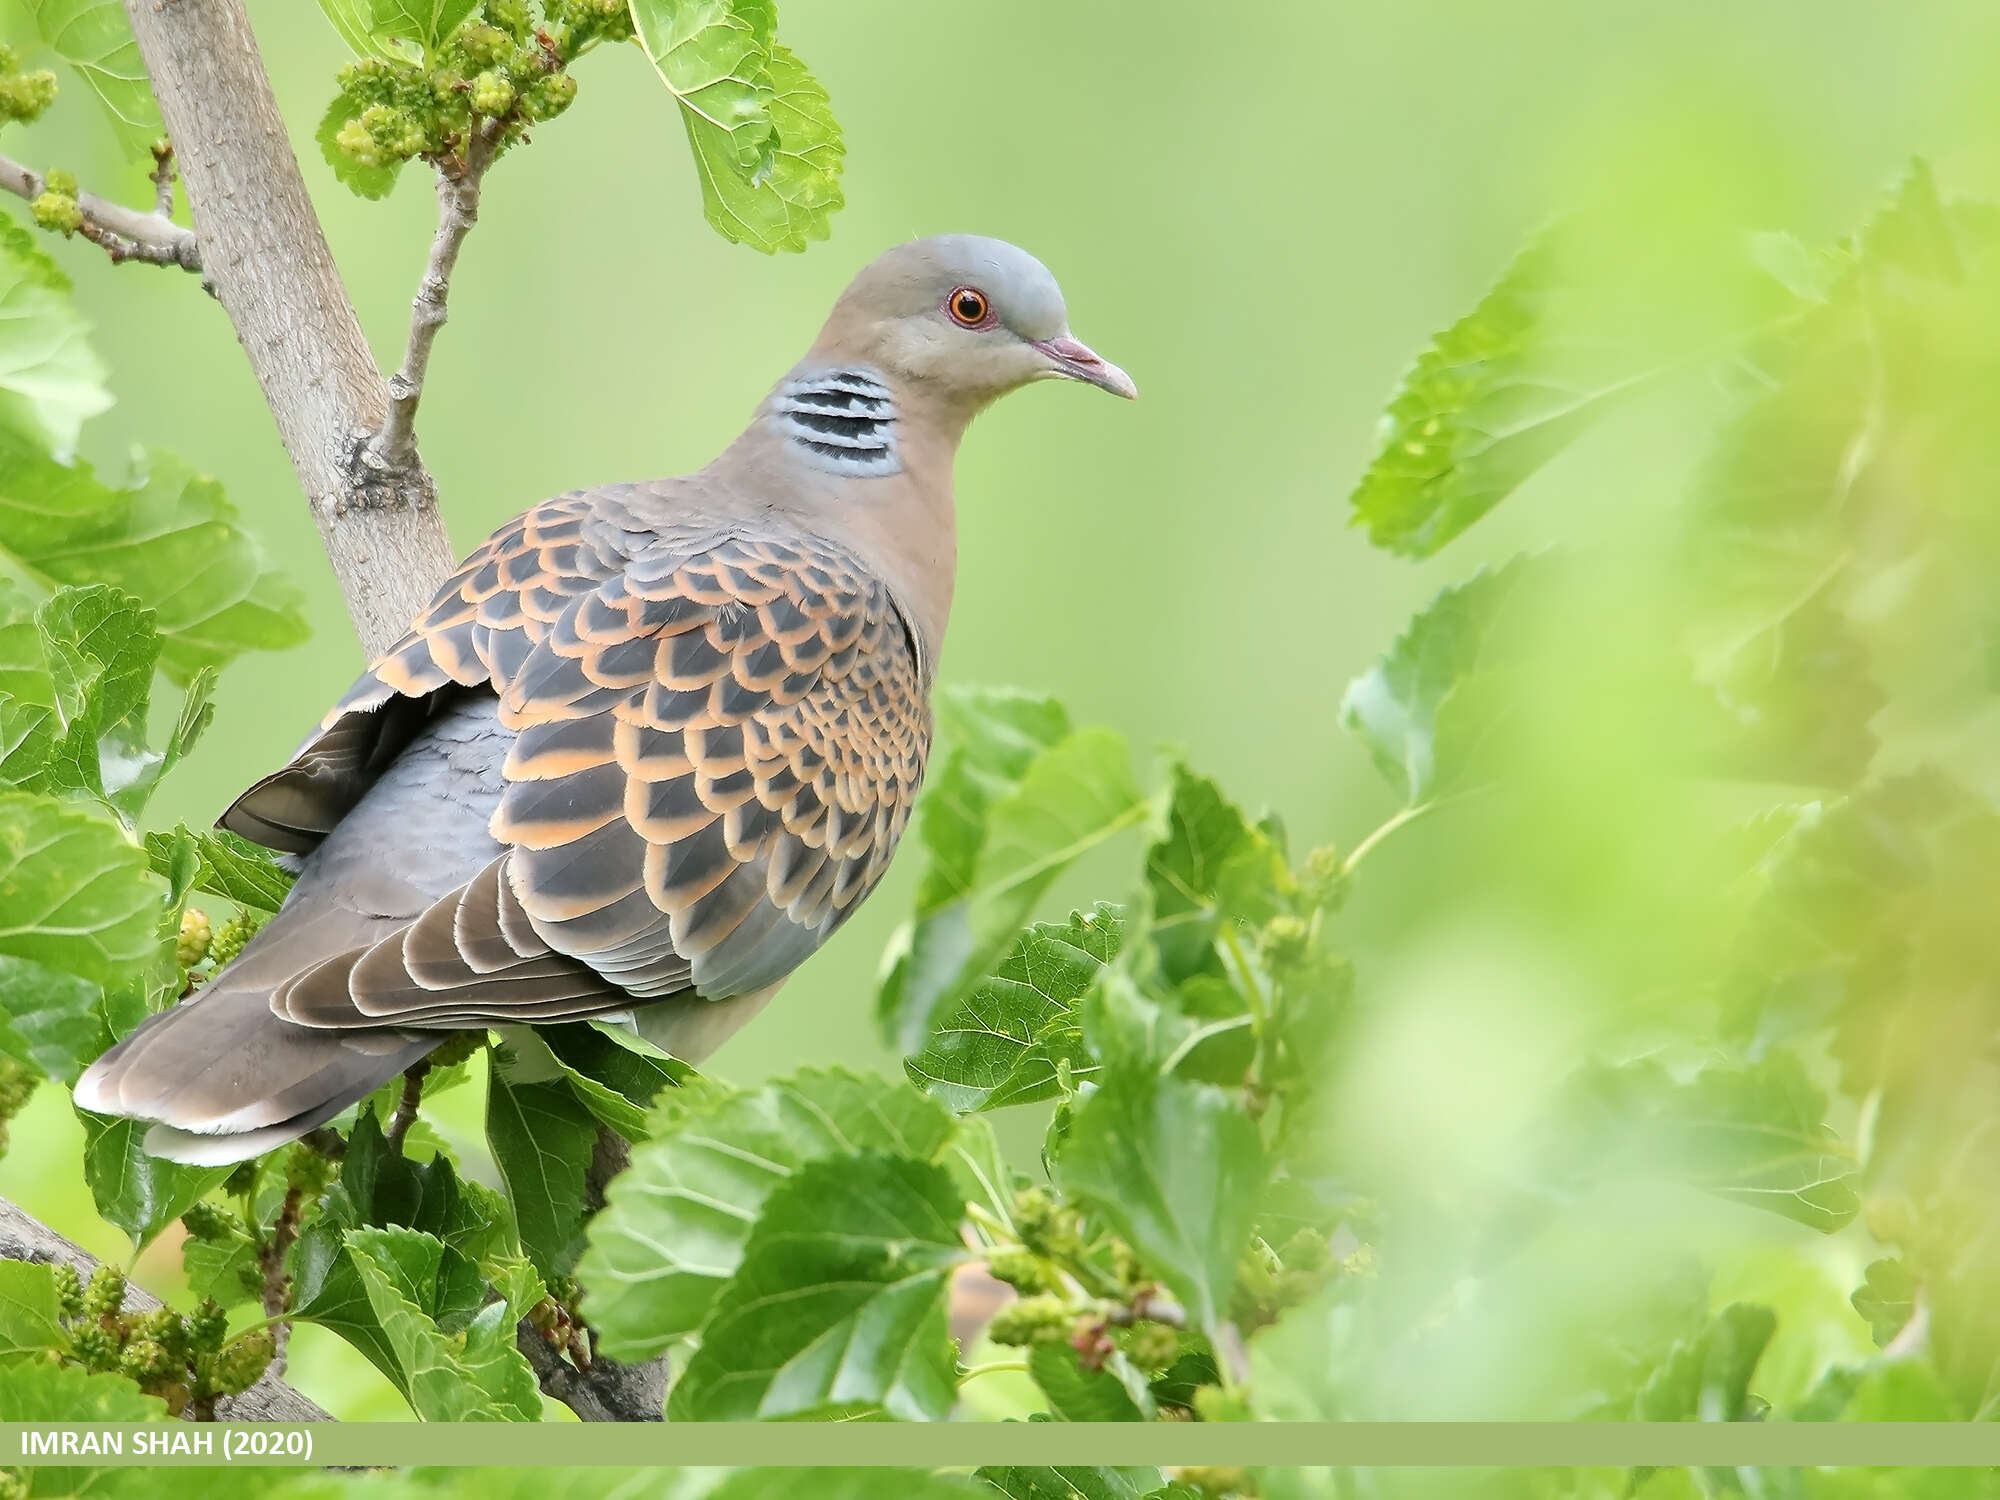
[149,141,176,218]
[384,1060,431,1155]
[369,124,501,470]
[0,152,201,272]
[256,1185,305,1376]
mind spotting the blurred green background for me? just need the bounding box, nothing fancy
[2,0,1997,1417]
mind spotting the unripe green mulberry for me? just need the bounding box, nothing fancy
[212,1328,274,1395]
[187,1299,228,1355]
[120,1337,176,1384]
[520,72,578,123]
[427,1030,485,1070]
[1260,913,1311,974]
[177,907,213,968]
[132,1308,189,1362]
[0,1054,34,1121]
[488,0,532,40]
[1298,845,1350,914]
[984,1247,1055,1295]
[43,169,76,197]
[80,1266,127,1320]
[286,1143,335,1197]
[30,190,79,235]
[207,912,267,971]
[0,1465,28,1500]
[470,71,515,117]
[1120,1319,1181,1371]
[221,1160,261,1199]
[0,67,57,125]
[985,1294,1074,1347]
[456,24,511,68]
[50,1263,83,1317]
[180,1201,242,1243]
[68,1322,120,1371]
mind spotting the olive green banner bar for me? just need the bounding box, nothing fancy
[0,1423,1986,1469]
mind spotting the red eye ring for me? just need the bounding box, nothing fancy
[946,286,991,327]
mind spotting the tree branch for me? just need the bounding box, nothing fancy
[370,130,498,472]
[0,153,200,272]
[120,0,457,660]
[0,1197,330,1421]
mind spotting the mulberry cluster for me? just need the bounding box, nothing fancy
[0,47,57,127]
[43,1269,252,1415]
[29,168,80,237]
[325,2,630,183]
[0,1055,34,1156]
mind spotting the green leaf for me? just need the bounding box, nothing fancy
[143,825,294,913]
[1058,1071,1268,1337]
[485,1067,597,1279]
[1027,1342,1156,1422]
[880,723,1150,1052]
[579,1066,956,1361]
[0,1259,64,1359]
[0,440,309,684]
[0,788,160,983]
[0,1359,163,1496]
[0,212,73,295]
[690,41,846,254]
[0,578,58,783]
[630,1,843,253]
[77,1111,229,1250]
[20,0,163,159]
[665,1152,968,1420]
[182,1216,264,1310]
[314,0,384,55]
[367,0,477,53]
[1145,763,1289,984]
[905,904,1121,1113]
[317,93,405,199]
[29,584,159,807]
[977,1471,1169,1500]
[708,1474,991,1500]
[536,1020,694,1139]
[0,224,113,456]
[0,955,102,1082]
[1339,555,1543,806]
[342,1225,542,1421]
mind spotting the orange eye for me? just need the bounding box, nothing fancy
[947,286,991,327]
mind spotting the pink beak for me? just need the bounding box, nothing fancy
[1032,335,1139,399]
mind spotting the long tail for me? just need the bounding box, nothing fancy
[73,981,439,1164]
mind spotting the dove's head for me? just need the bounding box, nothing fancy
[812,235,1137,411]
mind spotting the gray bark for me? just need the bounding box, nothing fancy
[121,0,457,659]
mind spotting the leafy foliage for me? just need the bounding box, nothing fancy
[17,0,163,161]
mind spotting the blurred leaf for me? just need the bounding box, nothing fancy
[368,0,477,53]
[905,904,1121,1113]
[879,723,1150,1052]
[1145,763,1289,984]
[0,1359,163,1497]
[0,788,159,982]
[976,1471,1168,1500]
[143,824,295,913]
[1340,555,1546,806]
[0,955,101,1082]
[0,213,72,295]
[665,1152,968,1420]
[76,1110,228,1250]
[1558,1052,1860,1232]
[1852,1259,1917,1348]
[20,0,164,160]
[708,1473,989,1500]
[485,1068,597,1280]
[1058,1071,1268,1336]
[1027,1342,1156,1422]
[0,440,309,683]
[0,1259,63,1358]
[342,1225,542,1421]
[314,0,383,55]
[578,1065,955,1361]
[1629,1302,1775,1421]
[1350,217,1799,557]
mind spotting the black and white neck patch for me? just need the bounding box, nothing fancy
[771,368,901,477]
